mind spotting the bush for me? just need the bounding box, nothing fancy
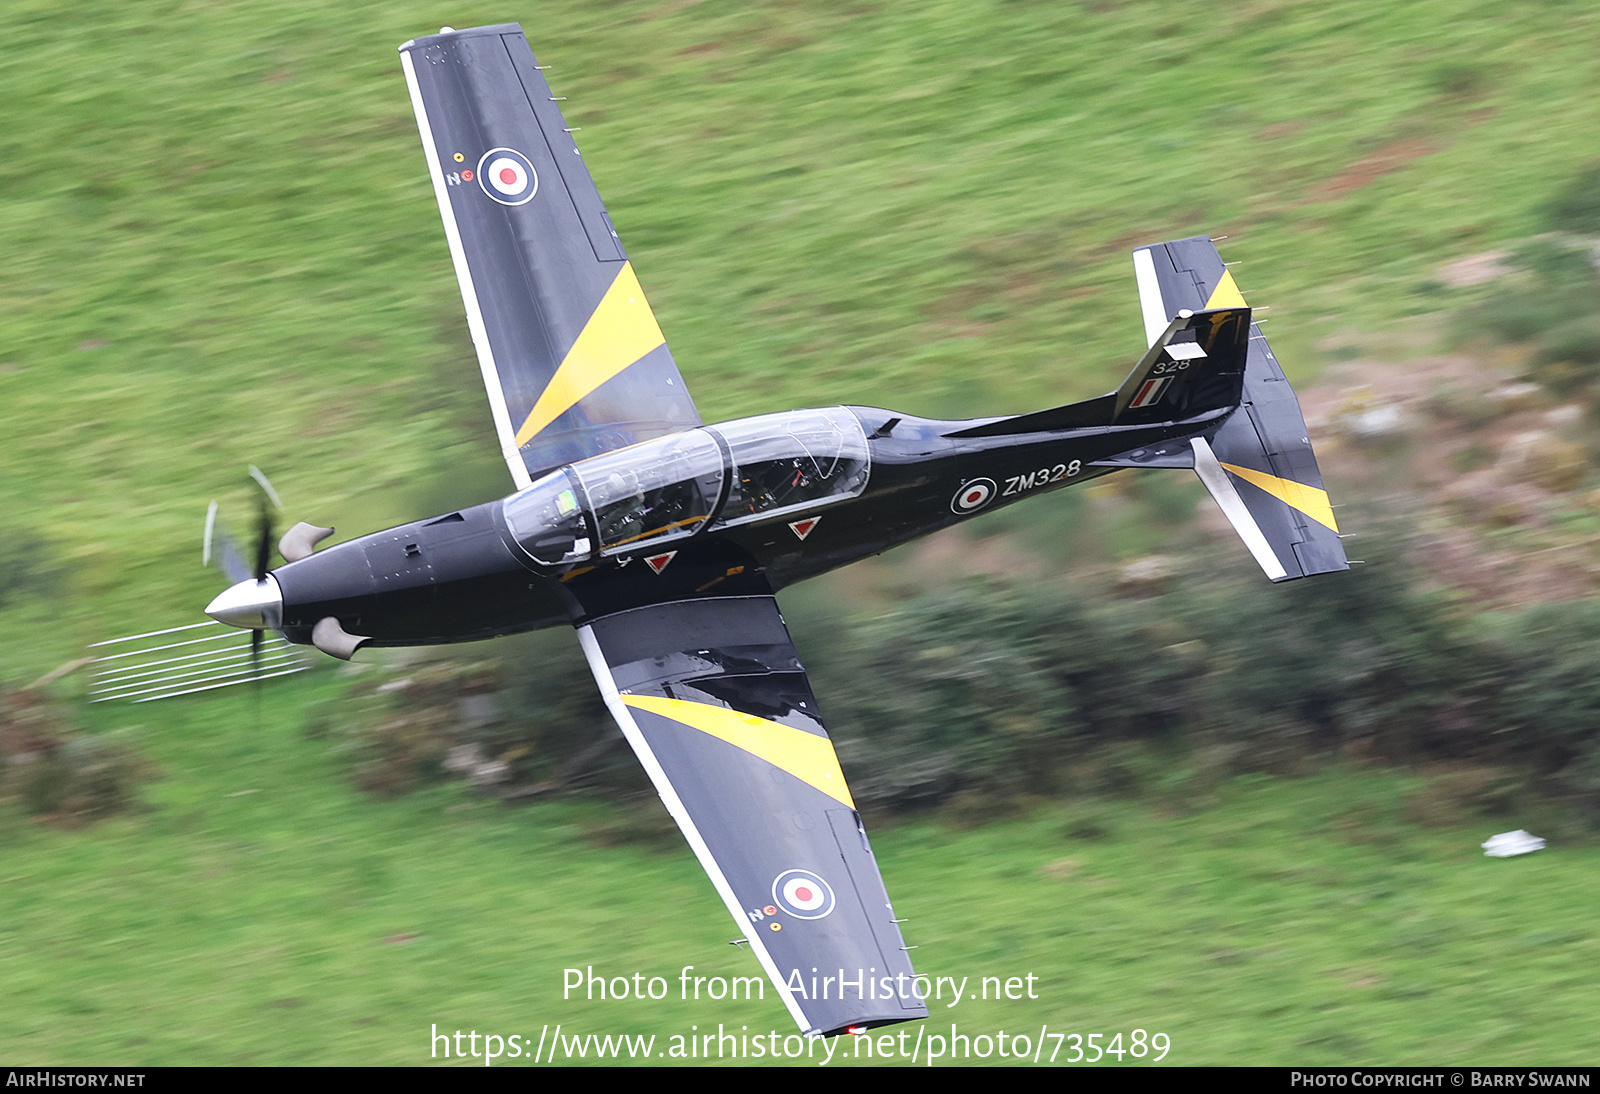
[1535,314,1600,368]
[1498,601,1600,816]
[1546,161,1600,235]
[0,687,155,824]
[325,631,621,799]
[317,547,1600,832]
[1187,553,1502,763]
[0,535,61,610]
[819,581,1084,810]
[1458,236,1600,394]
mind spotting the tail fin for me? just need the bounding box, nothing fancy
[1133,236,1347,582]
[1110,307,1250,426]
[946,306,1251,438]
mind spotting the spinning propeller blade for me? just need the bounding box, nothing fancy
[249,471,279,676]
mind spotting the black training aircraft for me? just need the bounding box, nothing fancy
[204,24,1346,1037]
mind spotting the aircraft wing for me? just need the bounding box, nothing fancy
[1132,237,1347,581]
[399,25,701,489]
[576,593,928,1036]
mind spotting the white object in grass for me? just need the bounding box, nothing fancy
[1482,830,1546,857]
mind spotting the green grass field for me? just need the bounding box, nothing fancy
[5,676,1597,1065]
[5,0,1600,1066]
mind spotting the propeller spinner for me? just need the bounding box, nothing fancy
[204,574,284,630]
[203,471,351,659]
[204,471,335,626]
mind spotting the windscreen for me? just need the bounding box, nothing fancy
[502,469,591,565]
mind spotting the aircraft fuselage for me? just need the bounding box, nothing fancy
[268,401,1224,653]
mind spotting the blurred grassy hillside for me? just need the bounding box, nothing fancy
[4,0,1600,672]
[8,2,1600,1067]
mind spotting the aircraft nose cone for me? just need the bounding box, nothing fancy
[205,576,284,630]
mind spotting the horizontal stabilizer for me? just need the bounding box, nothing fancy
[1134,237,1347,581]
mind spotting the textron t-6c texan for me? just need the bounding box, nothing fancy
[203,24,1346,1036]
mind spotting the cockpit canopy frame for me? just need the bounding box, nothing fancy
[503,407,870,567]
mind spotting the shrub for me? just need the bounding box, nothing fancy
[0,687,155,824]
[819,581,1084,810]
[326,632,620,799]
[1545,161,1600,235]
[318,546,1600,831]
[0,535,61,610]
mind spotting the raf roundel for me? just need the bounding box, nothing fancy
[951,477,997,514]
[476,147,538,206]
[772,869,836,920]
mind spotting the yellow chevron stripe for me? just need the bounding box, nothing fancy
[1220,462,1339,532]
[513,262,667,447]
[622,694,855,808]
[1205,268,1247,309]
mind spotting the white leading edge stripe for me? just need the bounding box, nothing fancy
[1191,437,1288,581]
[576,626,816,1035]
[400,48,532,491]
[1132,247,1169,349]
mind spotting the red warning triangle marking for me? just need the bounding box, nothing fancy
[788,517,820,541]
[644,551,677,575]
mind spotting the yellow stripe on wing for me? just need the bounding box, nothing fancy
[1205,268,1248,309]
[1220,462,1339,532]
[513,262,667,447]
[622,694,855,808]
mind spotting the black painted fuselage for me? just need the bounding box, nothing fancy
[270,400,1222,652]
